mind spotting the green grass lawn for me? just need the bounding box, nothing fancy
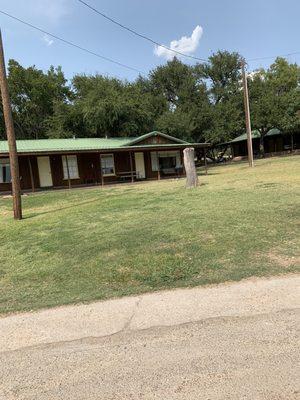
[1,156,300,314]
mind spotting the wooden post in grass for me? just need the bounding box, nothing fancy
[0,30,22,219]
[183,147,198,188]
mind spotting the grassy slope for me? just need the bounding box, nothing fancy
[0,156,299,314]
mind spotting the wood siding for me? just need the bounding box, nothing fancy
[0,149,185,193]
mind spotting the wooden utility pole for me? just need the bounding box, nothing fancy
[0,30,22,219]
[241,60,254,168]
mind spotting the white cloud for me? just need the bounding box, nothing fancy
[154,25,203,60]
[42,34,54,46]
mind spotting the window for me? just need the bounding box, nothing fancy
[151,152,158,171]
[151,151,181,171]
[0,158,11,183]
[62,155,79,180]
[101,154,115,176]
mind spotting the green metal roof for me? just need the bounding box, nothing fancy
[0,138,134,154]
[0,132,204,155]
[266,128,281,137]
[230,128,281,143]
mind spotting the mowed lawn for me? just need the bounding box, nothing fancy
[0,156,299,314]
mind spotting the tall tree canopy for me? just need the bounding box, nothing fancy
[197,51,245,144]
[3,60,71,140]
[149,58,211,142]
[248,57,300,154]
[0,52,299,147]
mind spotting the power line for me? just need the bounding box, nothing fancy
[1,8,298,73]
[0,10,145,75]
[247,52,300,62]
[77,0,208,63]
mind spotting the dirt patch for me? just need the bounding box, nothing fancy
[267,251,300,268]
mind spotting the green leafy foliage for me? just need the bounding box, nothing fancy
[3,60,71,140]
[248,58,300,153]
[0,53,299,144]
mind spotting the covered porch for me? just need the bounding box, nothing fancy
[0,132,210,194]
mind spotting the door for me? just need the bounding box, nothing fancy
[134,152,145,179]
[37,156,53,187]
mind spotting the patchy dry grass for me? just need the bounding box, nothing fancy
[0,156,299,314]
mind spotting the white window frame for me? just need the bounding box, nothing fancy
[100,154,115,176]
[151,151,181,171]
[0,158,11,183]
[62,155,79,180]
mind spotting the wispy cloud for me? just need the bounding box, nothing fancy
[42,34,54,46]
[154,25,203,60]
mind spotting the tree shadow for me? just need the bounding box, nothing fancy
[24,197,103,219]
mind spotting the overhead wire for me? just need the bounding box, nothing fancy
[0,9,146,75]
[77,0,208,62]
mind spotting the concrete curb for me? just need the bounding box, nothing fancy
[1,275,299,352]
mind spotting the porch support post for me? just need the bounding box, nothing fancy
[181,150,185,176]
[65,155,71,189]
[156,152,160,180]
[100,154,104,186]
[129,151,134,183]
[204,148,208,175]
[28,156,35,192]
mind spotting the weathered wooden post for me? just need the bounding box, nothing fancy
[28,157,35,192]
[183,147,198,188]
[65,155,71,189]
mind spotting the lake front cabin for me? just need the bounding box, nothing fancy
[0,131,209,193]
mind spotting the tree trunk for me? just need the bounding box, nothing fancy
[183,147,199,188]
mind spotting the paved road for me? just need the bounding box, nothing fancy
[0,275,299,399]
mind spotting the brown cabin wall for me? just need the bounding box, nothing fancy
[46,153,133,187]
[0,149,186,192]
[144,151,157,179]
[0,152,137,191]
[19,156,39,190]
[138,136,179,145]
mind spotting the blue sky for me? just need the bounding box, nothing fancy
[0,0,299,81]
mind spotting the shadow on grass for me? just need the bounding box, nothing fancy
[24,197,103,219]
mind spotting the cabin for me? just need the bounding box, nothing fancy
[230,129,300,159]
[0,131,209,193]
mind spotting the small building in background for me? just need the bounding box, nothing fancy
[230,129,300,160]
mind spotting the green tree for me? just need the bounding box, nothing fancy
[149,58,211,141]
[249,58,300,154]
[65,74,160,137]
[3,60,72,139]
[196,51,245,144]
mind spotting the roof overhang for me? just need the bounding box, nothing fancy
[0,143,210,157]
